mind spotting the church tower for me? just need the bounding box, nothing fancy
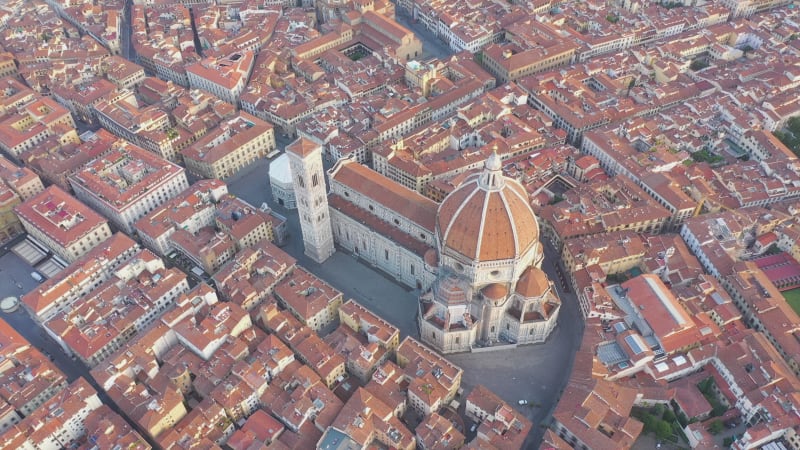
[286,138,335,264]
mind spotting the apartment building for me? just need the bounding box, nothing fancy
[15,186,112,263]
[69,143,189,234]
[186,52,255,105]
[21,233,139,322]
[134,179,229,256]
[273,267,343,333]
[182,113,275,180]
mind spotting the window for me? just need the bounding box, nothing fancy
[410,265,415,275]
[385,250,389,260]
[297,175,304,187]
[312,173,319,187]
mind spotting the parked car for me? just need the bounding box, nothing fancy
[30,271,43,282]
[518,399,529,405]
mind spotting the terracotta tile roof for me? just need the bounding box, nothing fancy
[22,233,138,318]
[15,185,108,248]
[329,159,437,232]
[466,384,531,450]
[285,137,320,158]
[438,167,538,262]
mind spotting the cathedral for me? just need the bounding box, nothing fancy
[291,138,560,354]
[417,151,561,353]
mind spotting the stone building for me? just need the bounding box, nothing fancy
[327,152,561,353]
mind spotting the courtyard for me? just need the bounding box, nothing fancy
[783,288,800,316]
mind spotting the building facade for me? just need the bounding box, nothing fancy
[15,186,112,263]
[182,113,275,180]
[268,153,296,209]
[418,153,560,353]
[286,138,335,264]
[325,152,561,353]
[68,144,189,235]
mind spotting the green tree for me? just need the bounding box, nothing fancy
[708,420,724,435]
[653,404,665,418]
[641,413,655,432]
[712,403,728,417]
[655,420,672,439]
[690,58,709,71]
[663,408,676,423]
[788,116,800,133]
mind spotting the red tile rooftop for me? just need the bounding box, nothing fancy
[70,143,185,209]
[274,267,342,320]
[330,159,437,232]
[181,112,272,164]
[15,185,108,247]
[22,233,138,317]
[285,137,320,158]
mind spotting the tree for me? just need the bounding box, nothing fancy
[708,420,724,435]
[677,411,689,427]
[655,420,672,439]
[663,408,676,423]
[712,403,728,417]
[653,404,665,418]
[690,58,709,71]
[641,413,656,432]
[788,116,800,133]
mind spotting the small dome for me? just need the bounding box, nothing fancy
[516,267,550,298]
[481,283,508,300]
[434,275,467,305]
[436,154,539,262]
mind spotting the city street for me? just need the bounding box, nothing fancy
[448,239,585,447]
[227,157,584,448]
[0,252,94,382]
[227,157,421,338]
[120,0,135,60]
[0,251,159,447]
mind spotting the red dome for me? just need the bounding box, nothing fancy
[436,154,539,262]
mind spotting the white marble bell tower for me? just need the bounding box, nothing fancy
[286,138,335,263]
